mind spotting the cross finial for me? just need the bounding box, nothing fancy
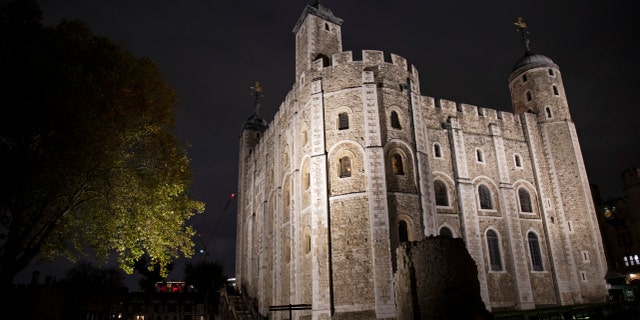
[250,81,264,116]
[514,17,531,53]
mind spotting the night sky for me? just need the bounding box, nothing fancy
[8,0,639,288]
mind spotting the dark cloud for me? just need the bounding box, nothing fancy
[9,0,639,288]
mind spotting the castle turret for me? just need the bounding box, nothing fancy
[508,17,569,122]
[508,18,608,305]
[293,1,343,79]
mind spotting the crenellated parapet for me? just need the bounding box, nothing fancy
[306,50,419,78]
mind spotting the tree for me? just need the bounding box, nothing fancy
[0,0,205,288]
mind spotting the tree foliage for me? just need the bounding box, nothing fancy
[0,0,205,287]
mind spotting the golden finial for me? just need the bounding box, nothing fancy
[250,81,264,117]
[514,17,531,53]
[250,81,263,94]
[514,17,527,29]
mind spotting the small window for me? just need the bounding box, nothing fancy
[553,85,559,96]
[582,251,590,262]
[580,271,587,281]
[303,170,310,190]
[518,188,533,213]
[325,23,330,31]
[476,149,484,163]
[338,112,349,130]
[548,69,555,76]
[478,184,493,209]
[302,129,308,145]
[304,227,311,254]
[526,91,532,102]
[391,153,404,175]
[514,154,522,168]
[398,220,409,242]
[434,180,449,206]
[339,156,351,177]
[522,74,528,82]
[545,107,553,118]
[390,111,402,129]
[528,232,543,271]
[439,227,453,238]
[487,230,503,271]
[433,143,442,158]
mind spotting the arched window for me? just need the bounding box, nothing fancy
[519,188,533,212]
[434,180,449,206]
[478,184,493,209]
[476,149,484,162]
[526,91,532,101]
[439,227,453,238]
[392,153,404,175]
[303,170,310,190]
[398,220,409,243]
[339,156,351,177]
[390,111,401,129]
[338,112,349,130]
[522,74,528,82]
[545,107,553,118]
[486,230,503,271]
[527,232,543,271]
[304,227,312,254]
[433,143,442,158]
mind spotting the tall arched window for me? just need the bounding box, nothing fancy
[339,156,351,178]
[392,153,404,175]
[519,188,533,212]
[390,111,401,129]
[439,226,453,238]
[478,184,493,209]
[527,232,543,271]
[434,180,449,206]
[486,230,503,271]
[398,220,409,242]
[338,112,349,130]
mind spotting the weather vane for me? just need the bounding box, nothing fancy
[514,17,531,53]
[250,81,264,116]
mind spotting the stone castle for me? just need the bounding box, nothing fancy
[235,2,608,319]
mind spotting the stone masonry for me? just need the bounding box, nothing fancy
[235,2,608,319]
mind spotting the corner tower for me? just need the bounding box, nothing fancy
[293,1,343,79]
[508,18,608,305]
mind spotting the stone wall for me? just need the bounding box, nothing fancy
[394,237,492,320]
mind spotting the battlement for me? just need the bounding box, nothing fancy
[310,50,419,78]
[429,98,518,123]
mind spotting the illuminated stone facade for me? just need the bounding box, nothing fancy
[235,3,608,319]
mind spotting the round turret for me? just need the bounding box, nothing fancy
[508,18,570,120]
